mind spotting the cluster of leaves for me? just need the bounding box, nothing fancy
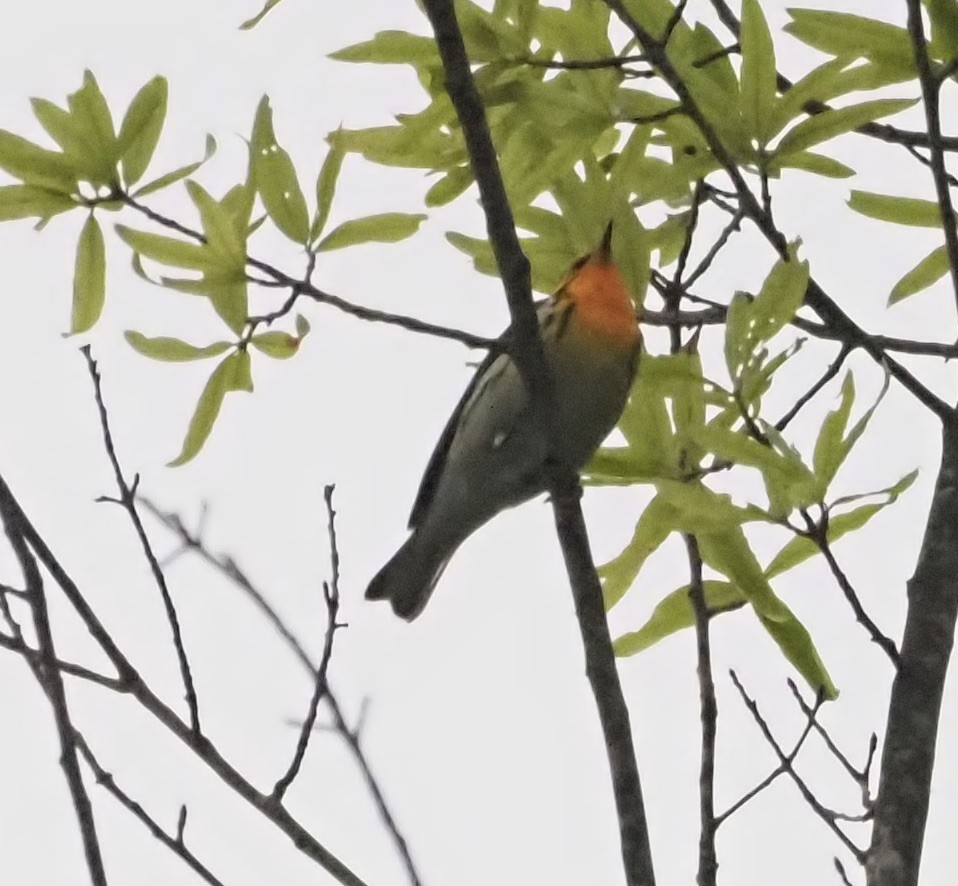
[784,4,958,302]
[587,249,915,699]
[322,0,934,694]
[0,0,941,689]
[0,76,425,464]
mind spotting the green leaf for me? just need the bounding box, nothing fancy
[697,526,792,622]
[927,0,958,62]
[66,71,119,185]
[655,480,754,534]
[250,96,310,244]
[740,0,778,145]
[776,99,916,156]
[251,331,300,359]
[768,150,855,179]
[0,129,77,192]
[133,134,216,198]
[70,214,106,334]
[613,581,744,656]
[697,425,821,516]
[610,204,649,306]
[115,224,208,270]
[295,313,311,338]
[750,247,810,342]
[239,0,286,30]
[0,184,75,222]
[812,371,854,487]
[765,469,918,579]
[890,245,950,304]
[758,606,838,699]
[600,495,676,609]
[316,212,426,251]
[848,191,944,227]
[425,166,474,208]
[205,279,248,334]
[310,138,345,242]
[814,369,889,489]
[117,76,168,187]
[168,350,252,466]
[125,331,232,361]
[329,30,440,67]
[186,180,245,266]
[784,10,913,71]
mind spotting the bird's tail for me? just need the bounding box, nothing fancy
[365,531,455,621]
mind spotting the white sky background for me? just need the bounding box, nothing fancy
[0,1,955,884]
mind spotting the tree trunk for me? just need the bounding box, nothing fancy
[868,416,958,885]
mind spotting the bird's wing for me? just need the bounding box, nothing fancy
[407,298,557,530]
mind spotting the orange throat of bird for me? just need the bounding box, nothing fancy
[563,262,640,347]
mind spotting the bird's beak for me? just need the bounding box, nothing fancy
[594,221,614,263]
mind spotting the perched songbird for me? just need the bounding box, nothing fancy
[366,225,642,620]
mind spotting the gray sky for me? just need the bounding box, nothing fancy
[0,1,954,884]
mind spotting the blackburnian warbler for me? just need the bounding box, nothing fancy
[366,225,641,619]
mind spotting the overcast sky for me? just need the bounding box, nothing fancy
[0,1,955,885]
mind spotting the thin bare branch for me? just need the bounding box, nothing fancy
[272,486,344,802]
[729,671,866,863]
[0,499,108,886]
[787,680,876,812]
[139,499,424,886]
[83,346,201,733]
[685,535,717,886]
[715,685,822,826]
[804,514,900,667]
[0,473,368,886]
[75,733,226,886]
[775,344,852,432]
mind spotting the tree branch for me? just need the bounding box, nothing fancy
[83,346,201,734]
[904,0,958,321]
[868,418,958,886]
[604,0,954,423]
[685,535,717,886]
[419,3,657,884]
[0,497,108,886]
[0,473,368,886]
[139,499,424,886]
[272,486,343,802]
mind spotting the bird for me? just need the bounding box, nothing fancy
[366,224,642,620]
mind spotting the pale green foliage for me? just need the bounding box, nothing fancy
[0,1,933,685]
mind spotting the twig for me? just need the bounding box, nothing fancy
[272,486,343,801]
[904,0,958,320]
[775,344,851,432]
[421,3,656,884]
[139,498,424,886]
[0,497,108,886]
[685,209,744,288]
[82,346,201,735]
[0,473,367,886]
[0,631,125,691]
[603,0,954,422]
[729,671,866,863]
[716,681,823,825]
[805,515,900,667]
[120,194,497,353]
[685,535,717,886]
[75,733,226,886]
[787,680,877,812]
[834,857,855,886]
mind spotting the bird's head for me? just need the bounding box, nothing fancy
[559,222,640,345]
